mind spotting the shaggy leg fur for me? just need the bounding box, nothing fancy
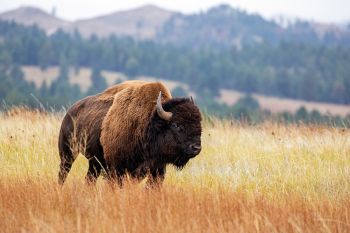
[131,161,151,181]
[85,157,105,184]
[58,148,75,185]
[146,166,166,189]
[58,114,77,185]
[105,166,125,188]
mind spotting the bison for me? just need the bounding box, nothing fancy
[58,80,202,187]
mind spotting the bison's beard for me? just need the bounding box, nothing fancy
[173,156,190,170]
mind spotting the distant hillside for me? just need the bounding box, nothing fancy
[1,4,349,46]
[66,5,174,39]
[157,4,350,48]
[0,5,175,39]
[0,6,69,35]
[158,5,280,48]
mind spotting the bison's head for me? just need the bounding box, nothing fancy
[149,92,202,169]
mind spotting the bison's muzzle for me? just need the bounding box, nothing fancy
[185,143,202,157]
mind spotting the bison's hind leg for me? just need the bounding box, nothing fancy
[58,147,76,185]
[58,115,78,185]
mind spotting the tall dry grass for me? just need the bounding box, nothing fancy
[0,108,349,232]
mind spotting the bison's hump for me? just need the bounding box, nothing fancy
[100,81,172,164]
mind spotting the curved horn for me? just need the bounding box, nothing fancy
[156,91,173,121]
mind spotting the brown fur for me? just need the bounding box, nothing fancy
[100,81,172,167]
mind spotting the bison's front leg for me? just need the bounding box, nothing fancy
[85,157,105,184]
[130,162,150,182]
[104,171,125,189]
[146,166,166,189]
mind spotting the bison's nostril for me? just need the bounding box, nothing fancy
[190,144,201,153]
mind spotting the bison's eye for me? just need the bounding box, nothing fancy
[171,122,182,132]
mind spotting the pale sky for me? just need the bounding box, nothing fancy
[0,0,349,23]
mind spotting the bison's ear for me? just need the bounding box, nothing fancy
[156,91,173,121]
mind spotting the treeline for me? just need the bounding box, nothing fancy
[1,20,350,104]
[199,94,350,127]
[0,20,350,126]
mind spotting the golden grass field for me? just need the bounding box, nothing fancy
[0,108,349,232]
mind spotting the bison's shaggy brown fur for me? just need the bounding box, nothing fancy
[101,81,172,168]
[58,80,201,187]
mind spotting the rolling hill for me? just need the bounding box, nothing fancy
[66,5,174,39]
[0,5,175,39]
[0,4,349,46]
[0,6,69,35]
[157,4,350,48]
